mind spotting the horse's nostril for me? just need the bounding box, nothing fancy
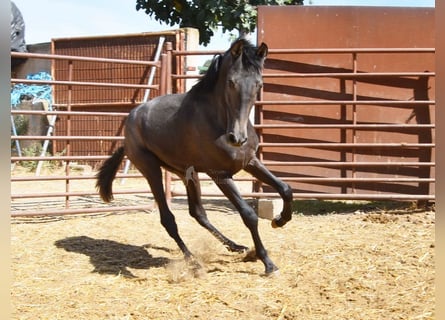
[227,133,247,146]
[228,133,237,145]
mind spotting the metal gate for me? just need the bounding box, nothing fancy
[255,6,435,201]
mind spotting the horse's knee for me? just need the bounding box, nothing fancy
[160,211,179,236]
[189,206,212,228]
[281,182,293,202]
[188,205,205,219]
[239,205,258,229]
[274,183,293,228]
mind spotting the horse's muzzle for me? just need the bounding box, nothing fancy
[227,132,247,147]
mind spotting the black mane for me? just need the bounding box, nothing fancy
[191,38,263,93]
[237,38,264,73]
[191,53,223,92]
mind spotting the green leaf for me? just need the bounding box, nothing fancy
[135,0,304,45]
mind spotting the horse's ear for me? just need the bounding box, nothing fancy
[230,39,244,59]
[256,42,268,59]
[212,54,221,72]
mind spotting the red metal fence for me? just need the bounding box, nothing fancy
[11,51,167,217]
[10,43,435,217]
[256,48,435,201]
[256,6,435,202]
[49,31,187,160]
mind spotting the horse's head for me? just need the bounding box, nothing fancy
[218,38,268,147]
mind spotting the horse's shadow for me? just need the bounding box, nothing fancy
[54,236,170,278]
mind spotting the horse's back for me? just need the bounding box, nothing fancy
[128,94,184,125]
[124,94,190,166]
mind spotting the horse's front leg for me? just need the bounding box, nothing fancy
[244,157,293,228]
[183,167,248,253]
[210,173,278,275]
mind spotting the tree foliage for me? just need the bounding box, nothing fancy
[135,0,303,45]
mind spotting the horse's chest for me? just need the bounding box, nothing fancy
[204,144,252,174]
[226,148,249,165]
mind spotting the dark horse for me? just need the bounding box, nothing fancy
[96,39,293,275]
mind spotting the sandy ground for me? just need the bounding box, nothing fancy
[11,196,435,320]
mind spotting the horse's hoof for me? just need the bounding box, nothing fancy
[271,215,290,228]
[228,243,249,253]
[185,255,203,271]
[271,217,284,228]
[271,219,279,228]
[243,249,258,262]
[263,267,280,277]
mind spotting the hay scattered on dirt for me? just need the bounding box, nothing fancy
[11,200,434,320]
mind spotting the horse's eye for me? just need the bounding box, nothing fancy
[228,79,236,89]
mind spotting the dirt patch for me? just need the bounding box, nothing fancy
[11,200,435,320]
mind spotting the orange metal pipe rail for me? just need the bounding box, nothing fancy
[11,78,159,90]
[11,50,165,217]
[172,47,435,55]
[255,100,434,105]
[11,51,161,66]
[170,191,435,201]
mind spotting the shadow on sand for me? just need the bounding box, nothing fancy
[54,236,170,278]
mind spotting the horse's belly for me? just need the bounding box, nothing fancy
[148,136,251,176]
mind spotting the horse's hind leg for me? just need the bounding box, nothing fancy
[127,148,192,258]
[183,168,248,253]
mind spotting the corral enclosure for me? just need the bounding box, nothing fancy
[11,5,435,320]
[51,29,198,158]
[256,6,435,198]
[11,6,435,215]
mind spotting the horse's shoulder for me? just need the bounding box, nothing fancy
[136,94,185,114]
[147,93,185,107]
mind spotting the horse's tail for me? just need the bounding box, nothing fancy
[96,146,125,202]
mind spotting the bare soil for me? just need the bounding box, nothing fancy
[11,197,435,319]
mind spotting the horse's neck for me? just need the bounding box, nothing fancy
[185,87,226,119]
